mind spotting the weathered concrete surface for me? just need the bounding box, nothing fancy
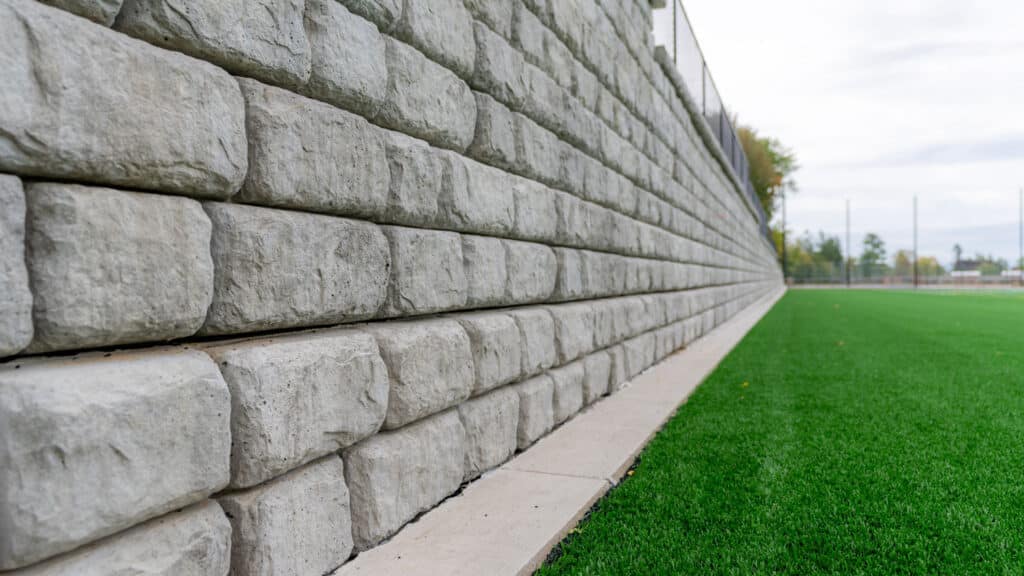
[115,0,311,87]
[380,226,467,316]
[513,374,555,451]
[10,501,231,576]
[547,302,595,364]
[462,235,509,307]
[343,410,467,550]
[203,203,390,334]
[24,183,213,353]
[0,175,32,356]
[39,0,123,25]
[504,240,557,303]
[394,0,475,78]
[582,351,612,405]
[444,155,517,236]
[550,361,585,425]
[219,457,353,576]
[506,307,556,377]
[0,0,247,199]
[205,329,389,488]
[457,387,520,481]
[365,319,474,430]
[0,349,230,570]
[455,312,523,395]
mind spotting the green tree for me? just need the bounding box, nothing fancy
[737,125,798,222]
[860,233,887,277]
[892,250,913,277]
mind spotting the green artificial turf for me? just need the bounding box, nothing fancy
[538,290,1024,575]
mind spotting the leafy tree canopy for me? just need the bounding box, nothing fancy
[737,124,798,222]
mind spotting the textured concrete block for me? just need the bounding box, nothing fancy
[0,0,246,199]
[204,204,389,335]
[463,235,509,307]
[10,501,231,576]
[457,387,520,481]
[514,375,555,450]
[514,113,561,184]
[219,457,353,576]
[469,92,518,168]
[365,319,474,430]
[506,307,556,377]
[395,0,476,77]
[607,344,629,392]
[344,410,466,550]
[582,351,612,405]
[550,361,585,425]
[504,239,557,303]
[0,349,230,569]
[381,226,468,316]
[548,302,595,363]
[379,37,477,152]
[511,0,544,63]
[623,332,657,378]
[237,79,389,219]
[116,0,310,87]
[305,0,387,117]
[24,183,212,353]
[38,0,122,25]
[455,312,523,395]
[205,329,388,488]
[337,0,400,31]
[512,179,558,242]
[552,248,585,301]
[444,155,517,236]
[383,130,447,227]
[472,21,527,106]
[0,175,31,356]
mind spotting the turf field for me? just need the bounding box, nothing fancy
[538,290,1024,575]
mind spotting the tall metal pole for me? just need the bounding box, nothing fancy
[672,0,677,63]
[846,199,851,287]
[1019,187,1022,287]
[913,195,919,288]
[781,185,787,281]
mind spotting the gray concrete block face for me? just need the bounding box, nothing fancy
[378,37,477,152]
[512,179,558,242]
[457,387,520,481]
[548,302,595,364]
[383,130,446,227]
[455,312,523,395]
[607,344,629,392]
[343,410,467,550]
[24,183,213,353]
[514,374,555,450]
[472,21,527,107]
[205,329,389,489]
[115,0,310,87]
[237,79,389,219]
[464,0,513,38]
[463,235,509,307]
[550,361,585,425]
[219,457,353,576]
[337,0,401,31]
[365,319,474,430]
[507,307,556,377]
[582,351,612,405]
[38,0,123,25]
[0,0,246,199]
[469,92,518,168]
[395,0,476,78]
[0,175,32,357]
[444,155,517,236]
[305,0,388,117]
[623,332,657,378]
[381,226,467,316]
[552,248,585,301]
[203,203,390,335]
[504,239,557,303]
[0,349,231,570]
[10,501,231,576]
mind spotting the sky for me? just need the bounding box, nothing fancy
[652,1,1024,266]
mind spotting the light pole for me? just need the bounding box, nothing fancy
[781,185,787,281]
[845,199,851,287]
[913,195,918,288]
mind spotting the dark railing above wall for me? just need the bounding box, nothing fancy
[655,0,770,240]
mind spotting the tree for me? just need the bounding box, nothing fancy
[918,257,945,277]
[892,250,913,277]
[817,232,843,266]
[861,233,887,277]
[737,125,798,222]
[953,244,963,266]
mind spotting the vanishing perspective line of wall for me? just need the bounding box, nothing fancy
[0,0,782,573]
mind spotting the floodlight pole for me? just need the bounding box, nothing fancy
[913,195,918,288]
[1019,187,1022,287]
[781,185,787,280]
[845,199,851,287]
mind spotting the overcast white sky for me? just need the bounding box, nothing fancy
[653,1,1024,265]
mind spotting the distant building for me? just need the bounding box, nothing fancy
[951,259,982,278]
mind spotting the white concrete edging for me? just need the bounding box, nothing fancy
[335,288,786,576]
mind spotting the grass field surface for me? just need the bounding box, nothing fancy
[538,290,1024,575]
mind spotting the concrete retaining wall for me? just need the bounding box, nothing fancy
[0,0,781,573]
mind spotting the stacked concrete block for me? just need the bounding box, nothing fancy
[458,387,520,481]
[514,374,556,450]
[381,226,468,316]
[455,311,523,395]
[507,307,558,377]
[0,175,32,356]
[551,361,586,424]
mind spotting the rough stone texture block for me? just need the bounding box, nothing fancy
[444,155,516,236]
[514,374,555,450]
[469,92,518,168]
[506,307,556,377]
[504,239,558,303]
[305,0,387,117]
[379,37,477,152]
[205,329,388,488]
[219,457,353,576]
[383,130,447,227]
[582,351,612,405]
[548,302,595,364]
[381,226,467,316]
[365,319,474,430]
[512,179,558,242]
[24,183,213,353]
[115,0,310,87]
[337,0,400,31]
[552,247,585,301]
[0,349,230,570]
[465,0,513,38]
[0,0,246,199]
[237,79,389,219]
[455,312,523,395]
[395,0,476,77]
[457,387,519,481]
[343,410,466,550]
[38,0,123,25]
[514,112,561,184]
[623,332,657,378]
[10,501,231,576]
[203,203,389,335]
[472,21,527,107]
[550,361,585,425]
[463,235,509,307]
[0,175,32,357]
